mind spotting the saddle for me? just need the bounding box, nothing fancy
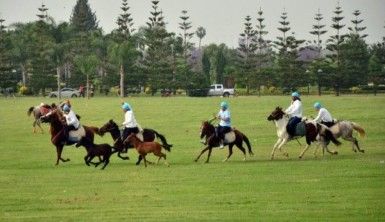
[223,131,236,144]
[294,122,306,137]
[68,126,86,142]
[39,106,51,116]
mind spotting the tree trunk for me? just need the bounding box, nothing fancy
[21,64,27,86]
[57,66,61,101]
[120,64,124,98]
[86,74,89,99]
[318,84,321,96]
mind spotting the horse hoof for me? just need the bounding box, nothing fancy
[242,158,246,161]
[334,151,338,155]
[222,159,228,162]
[299,156,302,159]
[360,150,365,153]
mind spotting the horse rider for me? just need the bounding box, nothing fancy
[313,102,334,127]
[62,104,80,143]
[285,92,303,138]
[59,99,71,110]
[122,102,140,143]
[216,101,232,148]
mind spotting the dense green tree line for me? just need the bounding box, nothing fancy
[0,0,384,96]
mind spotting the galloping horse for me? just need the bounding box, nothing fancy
[27,103,52,133]
[195,120,254,163]
[267,107,341,159]
[40,108,101,165]
[123,134,170,167]
[325,120,366,153]
[99,119,173,165]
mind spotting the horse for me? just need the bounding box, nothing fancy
[123,134,170,167]
[322,120,366,153]
[75,138,114,170]
[267,107,341,159]
[27,104,53,133]
[195,120,254,163]
[40,107,101,165]
[99,119,173,165]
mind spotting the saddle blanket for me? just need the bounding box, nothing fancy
[68,126,86,142]
[224,131,236,144]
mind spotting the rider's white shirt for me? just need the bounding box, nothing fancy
[64,110,80,129]
[314,108,333,123]
[285,100,303,118]
[123,110,138,128]
[218,109,231,127]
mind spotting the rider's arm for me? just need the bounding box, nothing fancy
[313,109,323,122]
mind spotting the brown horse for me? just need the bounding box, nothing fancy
[27,104,52,133]
[195,121,254,163]
[40,108,101,165]
[99,119,172,165]
[123,134,170,167]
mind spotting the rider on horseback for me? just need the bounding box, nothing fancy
[313,102,334,127]
[216,101,231,148]
[62,104,80,143]
[122,102,140,144]
[285,92,303,138]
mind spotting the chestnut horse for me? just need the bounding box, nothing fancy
[123,134,170,167]
[99,119,172,165]
[40,108,101,165]
[195,120,254,163]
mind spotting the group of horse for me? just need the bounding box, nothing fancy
[27,103,366,169]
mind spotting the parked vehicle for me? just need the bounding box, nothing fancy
[48,88,80,98]
[207,84,235,97]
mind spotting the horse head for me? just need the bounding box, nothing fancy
[123,133,139,146]
[200,121,215,139]
[267,107,285,121]
[99,119,119,136]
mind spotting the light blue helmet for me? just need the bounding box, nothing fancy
[121,102,131,111]
[291,92,300,98]
[220,101,228,109]
[314,102,322,109]
[63,104,70,112]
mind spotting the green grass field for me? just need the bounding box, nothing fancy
[0,95,384,221]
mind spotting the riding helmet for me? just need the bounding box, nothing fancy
[314,102,322,109]
[121,102,131,111]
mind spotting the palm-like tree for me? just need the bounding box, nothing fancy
[74,55,99,99]
[196,26,206,48]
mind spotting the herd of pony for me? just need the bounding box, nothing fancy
[27,103,366,169]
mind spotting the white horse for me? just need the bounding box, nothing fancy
[267,107,341,160]
[315,120,366,154]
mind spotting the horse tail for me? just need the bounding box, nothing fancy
[239,131,253,155]
[27,107,34,116]
[352,122,366,138]
[324,127,341,146]
[153,130,172,151]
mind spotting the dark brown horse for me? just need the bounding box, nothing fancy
[99,119,172,165]
[195,121,254,163]
[123,134,170,167]
[27,104,53,133]
[75,137,114,170]
[40,108,101,165]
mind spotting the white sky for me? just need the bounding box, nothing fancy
[0,0,384,48]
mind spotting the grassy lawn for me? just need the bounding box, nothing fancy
[0,95,384,221]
